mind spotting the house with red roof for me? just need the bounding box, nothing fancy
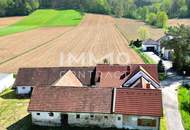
[14,64,163,130]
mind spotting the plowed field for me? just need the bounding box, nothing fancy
[0,14,143,73]
[0,16,24,28]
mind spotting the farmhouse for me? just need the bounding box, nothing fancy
[0,73,15,93]
[28,87,162,130]
[14,64,160,95]
[142,39,161,53]
[14,64,162,129]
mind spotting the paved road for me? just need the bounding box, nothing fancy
[144,51,187,130]
[161,72,184,130]
[144,52,172,70]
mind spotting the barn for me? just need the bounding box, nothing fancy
[142,39,160,53]
[0,73,15,93]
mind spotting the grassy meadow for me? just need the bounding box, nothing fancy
[0,89,29,130]
[0,9,83,36]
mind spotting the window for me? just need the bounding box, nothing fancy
[76,114,80,119]
[36,113,40,116]
[137,119,156,127]
[90,115,94,118]
[118,117,121,121]
[48,112,54,117]
[104,116,108,119]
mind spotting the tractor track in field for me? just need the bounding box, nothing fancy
[0,14,144,73]
[0,27,74,65]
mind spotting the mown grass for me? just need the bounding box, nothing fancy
[132,46,156,64]
[0,9,83,36]
[0,89,29,130]
[178,87,190,130]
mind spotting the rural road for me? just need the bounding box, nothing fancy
[161,71,190,130]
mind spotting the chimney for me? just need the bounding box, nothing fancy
[146,83,151,89]
[126,66,130,75]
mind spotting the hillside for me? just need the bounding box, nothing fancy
[0,9,83,36]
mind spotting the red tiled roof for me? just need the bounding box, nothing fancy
[28,87,113,114]
[14,67,96,87]
[115,88,163,117]
[96,64,159,88]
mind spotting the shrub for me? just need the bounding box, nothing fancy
[158,60,165,73]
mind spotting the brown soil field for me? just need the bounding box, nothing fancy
[168,19,190,26]
[0,27,72,63]
[0,14,143,73]
[116,18,165,41]
[0,16,24,28]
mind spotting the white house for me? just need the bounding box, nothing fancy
[28,87,162,130]
[142,39,161,53]
[0,73,15,93]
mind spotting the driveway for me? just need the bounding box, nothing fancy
[161,72,185,130]
[144,52,172,70]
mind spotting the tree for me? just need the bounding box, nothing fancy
[138,6,149,20]
[158,60,165,73]
[146,12,157,25]
[156,11,168,28]
[0,0,8,16]
[138,27,150,40]
[163,25,190,74]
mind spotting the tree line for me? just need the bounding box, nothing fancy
[1,0,190,17]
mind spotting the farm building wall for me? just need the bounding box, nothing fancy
[31,112,160,129]
[16,86,32,95]
[31,112,123,128]
[68,113,123,128]
[122,115,160,130]
[0,73,15,93]
[142,44,160,52]
[31,112,61,126]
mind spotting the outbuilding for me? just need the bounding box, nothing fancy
[142,39,160,53]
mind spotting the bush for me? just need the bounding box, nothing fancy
[130,39,142,48]
[158,60,165,73]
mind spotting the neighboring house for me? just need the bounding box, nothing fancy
[142,39,160,53]
[28,87,162,130]
[158,35,174,60]
[0,73,15,93]
[14,64,163,129]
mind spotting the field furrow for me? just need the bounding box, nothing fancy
[0,14,143,73]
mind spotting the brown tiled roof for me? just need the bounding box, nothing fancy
[28,87,113,113]
[115,88,163,117]
[96,64,159,88]
[14,67,96,88]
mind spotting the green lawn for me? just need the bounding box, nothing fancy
[132,46,156,64]
[178,87,190,130]
[0,9,83,36]
[160,115,167,130]
[0,89,29,130]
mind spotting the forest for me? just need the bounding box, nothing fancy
[1,0,190,18]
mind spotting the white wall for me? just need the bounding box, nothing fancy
[123,115,160,130]
[31,112,123,128]
[31,112,61,126]
[142,44,160,52]
[31,112,160,130]
[0,73,15,93]
[16,86,32,95]
[68,113,123,128]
